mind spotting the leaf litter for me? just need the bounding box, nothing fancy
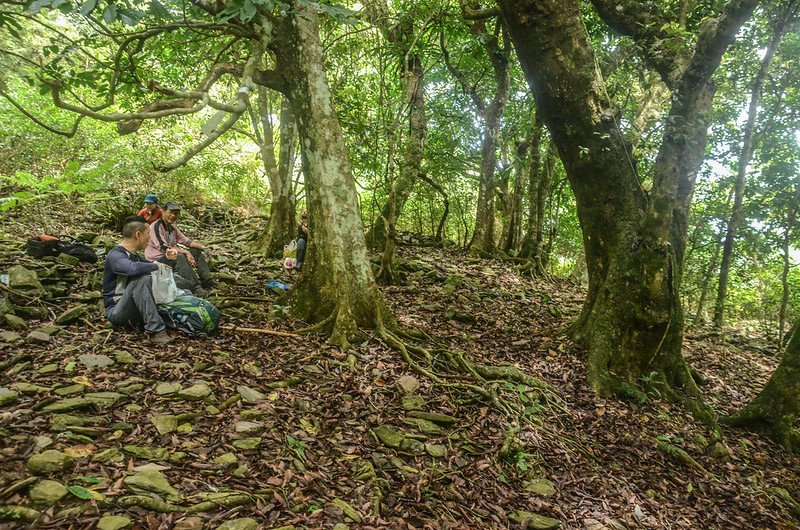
[0,200,798,529]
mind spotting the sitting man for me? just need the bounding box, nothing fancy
[145,202,213,296]
[103,219,172,344]
[295,210,308,271]
[138,194,163,224]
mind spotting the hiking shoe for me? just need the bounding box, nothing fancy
[149,331,173,344]
[202,280,216,289]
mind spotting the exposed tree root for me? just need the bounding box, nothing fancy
[767,487,800,516]
[116,493,256,513]
[655,439,710,476]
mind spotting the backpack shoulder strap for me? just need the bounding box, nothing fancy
[153,219,168,251]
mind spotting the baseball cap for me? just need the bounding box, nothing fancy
[164,201,181,211]
[144,194,159,204]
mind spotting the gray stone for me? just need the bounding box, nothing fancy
[27,330,52,344]
[56,253,81,267]
[84,392,126,406]
[10,382,49,394]
[26,450,73,475]
[524,478,557,497]
[8,265,45,294]
[54,384,84,396]
[232,437,261,450]
[0,330,22,343]
[151,415,178,435]
[55,305,88,325]
[212,452,238,467]
[215,518,258,530]
[123,471,181,501]
[37,363,58,373]
[177,383,212,401]
[155,382,182,395]
[78,354,114,368]
[509,511,561,529]
[42,398,94,413]
[122,445,170,461]
[0,297,15,318]
[97,515,133,530]
[28,480,68,505]
[234,421,264,434]
[4,313,26,330]
[0,388,18,407]
[425,444,447,457]
[112,350,137,364]
[396,375,420,394]
[236,385,265,403]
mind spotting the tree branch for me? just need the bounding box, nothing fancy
[458,0,500,19]
[157,41,265,172]
[440,31,486,113]
[0,88,84,137]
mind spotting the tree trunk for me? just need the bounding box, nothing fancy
[367,5,427,252]
[779,190,799,346]
[470,48,510,256]
[693,233,724,326]
[275,2,394,349]
[256,93,296,256]
[713,24,783,327]
[724,324,800,452]
[496,0,757,410]
[504,140,528,252]
[442,17,510,257]
[519,116,544,260]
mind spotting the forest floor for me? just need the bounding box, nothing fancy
[0,199,799,530]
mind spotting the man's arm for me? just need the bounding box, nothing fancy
[108,250,158,277]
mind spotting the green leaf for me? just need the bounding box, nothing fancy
[67,485,93,500]
[79,0,98,15]
[239,0,257,22]
[28,0,52,14]
[102,2,116,24]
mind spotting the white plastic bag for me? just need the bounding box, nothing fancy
[151,266,179,305]
[283,239,297,259]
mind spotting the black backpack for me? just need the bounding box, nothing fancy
[24,236,61,258]
[58,241,98,264]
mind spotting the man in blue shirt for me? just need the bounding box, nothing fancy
[103,219,173,344]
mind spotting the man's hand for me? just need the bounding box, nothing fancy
[165,248,178,260]
[186,252,196,267]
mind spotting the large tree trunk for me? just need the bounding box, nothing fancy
[713,23,784,327]
[275,2,394,348]
[497,0,757,408]
[256,93,296,256]
[724,324,800,451]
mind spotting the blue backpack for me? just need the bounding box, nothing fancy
[157,295,220,336]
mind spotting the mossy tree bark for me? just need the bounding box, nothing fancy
[273,2,396,348]
[496,0,758,407]
[724,323,800,451]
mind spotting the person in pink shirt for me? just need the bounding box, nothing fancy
[145,202,213,297]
